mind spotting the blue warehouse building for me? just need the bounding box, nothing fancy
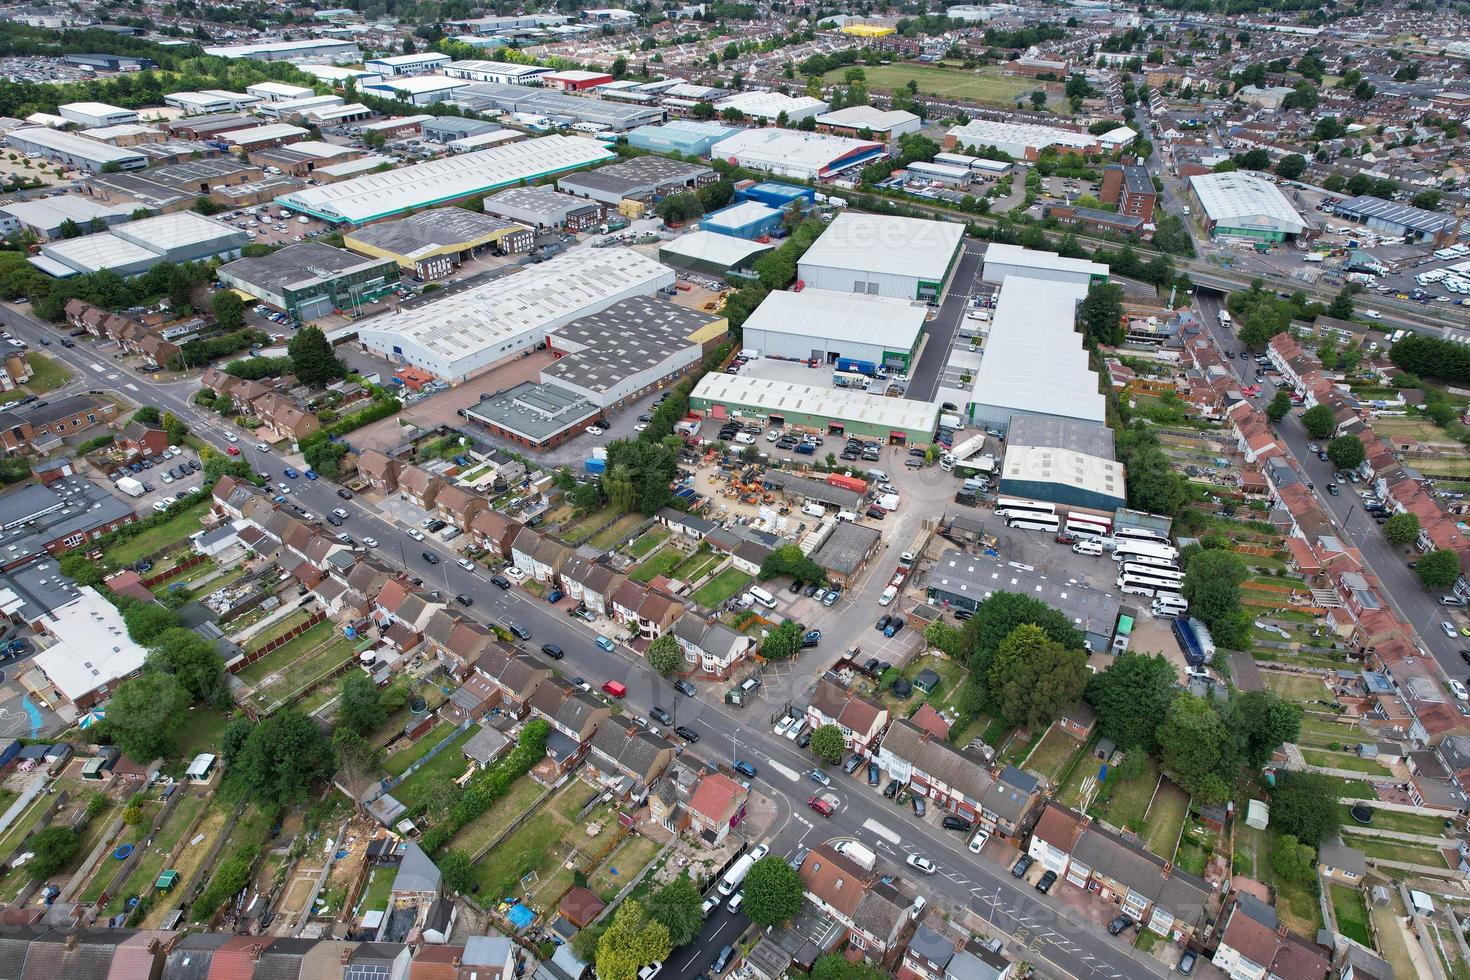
[702,201,785,240]
[737,181,816,210]
[627,120,740,157]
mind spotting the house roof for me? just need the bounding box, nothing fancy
[881,719,994,802]
[391,842,441,895]
[799,843,870,918]
[687,771,745,823]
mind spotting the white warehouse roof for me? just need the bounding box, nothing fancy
[741,288,926,350]
[983,242,1109,282]
[1188,172,1307,236]
[658,230,772,267]
[708,128,882,179]
[692,372,940,434]
[7,127,144,166]
[969,277,1104,425]
[714,91,829,121]
[799,211,965,282]
[813,105,920,133]
[274,134,613,224]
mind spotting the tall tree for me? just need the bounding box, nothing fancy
[1300,404,1336,439]
[212,290,245,332]
[148,627,228,704]
[1078,281,1125,347]
[1085,652,1178,752]
[1383,512,1420,547]
[810,724,844,765]
[1157,694,1237,804]
[1225,690,1301,769]
[596,900,671,980]
[103,672,188,761]
[229,711,336,805]
[287,325,345,387]
[1327,286,1356,320]
[1182,548,1250,649]
[1268,771,1342,847]
[1326,434,1365,471]
[645,633,682,676]
[1416,548,1460,590]
[1265,389,1292,421]
[337,672,386,736]
[987,625,1089,730]
[646,875,703,946]
[25,826,79,880]
[742,856,804,926]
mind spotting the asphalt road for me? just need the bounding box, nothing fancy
[0,302,1176,980]
[1197,289,1470,688]
[909,242,985,404]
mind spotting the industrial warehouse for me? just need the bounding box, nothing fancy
[707,128,884,181]
[342,208,534,279]
[690,372,940,445]
[30,212,248,277]
[217,242,400,320]
[1187,172,1308,242]
[273,135,614,225]
[736,289,926,374]
[355,247,674,382]
[797,212,965,301]
[656,232,772,276]
[981,242,1110,288]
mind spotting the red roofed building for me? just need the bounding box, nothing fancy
[686,771,748,847]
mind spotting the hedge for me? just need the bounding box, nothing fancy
[300,395,402,449]
[420,719,548,855]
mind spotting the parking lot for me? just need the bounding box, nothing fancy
[105,445,209,513]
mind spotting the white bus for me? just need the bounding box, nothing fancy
[1117,572,1185,599]
[995,497,1056,519]
[1152,595,1189,616]
[718,853,757,896]
[1113,539,1179,564]
[1113,525,1170,544]
[1117,552,1178,571]
[1121,562,1183,582]
[1006,513,1062,533]
[1066,513,1112,536]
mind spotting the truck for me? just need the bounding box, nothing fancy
[117,476,146,498]
[1172,616,1216,666]
[835,841,876,871]
[942,434,987,467]
[836,357,878,377]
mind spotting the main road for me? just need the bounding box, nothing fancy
[0,303,1174,980]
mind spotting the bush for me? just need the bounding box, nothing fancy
[77,434,115,454]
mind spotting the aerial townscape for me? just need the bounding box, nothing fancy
[4,2,1470,980]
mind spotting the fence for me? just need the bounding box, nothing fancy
[369,716,474,803]
[95,783,187,909]
[140,552,210,588]
[226,610,328,674]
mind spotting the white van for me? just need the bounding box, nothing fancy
[1072,539,1103,556]
[734,432,755,444]
[866,469,888,484]
[746,586,777,609]
[1152,596,1189,617]
[801,502,826,518]
[879,585,898,606]
[836,510,857,523]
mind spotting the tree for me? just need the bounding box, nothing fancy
[654,192,703,224]
[162,411,189,445]
[1238,310,1284,350]
[25,826,79,880]
[1266,389,1292,422]
[759,543,825,585]
[57,218,83,239]
[104,672,188,761]
[987,625,1089,730]
[646,875,702,946]
[123,603,180,646]
[212,290,245,332]
[1225,690,1301,770]
[1269,771,1342,847]
[603,463,636,515]
[645,633,682,676]
[811,957,889,980]
[1270,833,1317,883]
[148,627,227,704]
[1078,281,1125,347]
[132,406,162,427]
[1327,286,1356,320]
[1411,190,1442,211]
[1416,548,1461,590]
[742,856,804,926]
[287,325,344,387]
[810,724,845,765]
[1383,511,1420,547]
[1274,154,1306,180]
[204,452,251,483]
[1157,694,1237,804]
[229,711,336,805]
[595,900,671,980]
[1300,404,1337,439]
[760,619,804,662]
[958,591,1082,675]
[304,440,349,480]
[1085,652,1178,753]
[337,672,386,736]
[436,849,475,893]
[1181,549,1249,648]
[1326,434,1364,471]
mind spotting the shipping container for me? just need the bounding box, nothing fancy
[826,473,868,494]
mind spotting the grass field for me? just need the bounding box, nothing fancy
[1351,836,1447,867]
[822,63,1039,106]
[1092,756,1160,834]
[1299,748,1393,775]
[588,833,660,903]
[384,720,460,777]
[589,514,645,552]
[670,547,722,585]
[469,780,591,903]
[630,547,684,584]
[449,772,546,857]
[1330,884,1372,947]
[563,509,618,546]
[243,608,317,657]
[1338,804,1450,838]
[391,727,478,809]
[245,625,355,708]
[1143,780,1191,856]
[1021,728,1085,783]
[1236,825,1322,937]
[1296,713,1363,749]
[626,526,668,559]
[24,352,71,393]
[358,865,396,914]
[1262,670,1328,702]
[691,567,752,609]
[105,498,212,565]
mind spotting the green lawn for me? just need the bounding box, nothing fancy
[1143,780,1191,857]
[1330,884,1372,947]
[23,351,71,392]
[690,567,752,609]
[1299,748,1393,776]
[105,498,212,565]
[175,706,232,761]
[1235,825,1322,937]
[670,547,721,584]
[243,608,316,655]
[1351,836,1447,867]
[238,620,335,684]
[588,833,660,903]
[384,720,459,777]
[358,865,396,913]
[822,63,1040,106]
[589,513,645,552]
[1262,671,1328,702]
[391,726,479,809]
[627,526,668,559]
[249,630,355,711]
[1092,756,1160,834]
[469,780,588,903]
[563,510,617,545]
[449,771,546,857]
[630,546,684,583]
[1338,804,1451,838]
[1021,728,1086,783]
[105,791,206,914]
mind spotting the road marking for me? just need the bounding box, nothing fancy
[862,818,899,843]
[89,362,104,372]
[124,383,138,391]
[765,759,798,782]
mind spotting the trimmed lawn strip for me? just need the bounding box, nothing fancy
[589,514,645,552]
[79,811,154,904]
[1092,757,1160,834]
[105,791,206,914]
[1299,748,1393,775]
[627,527,668,559]
[106,499,212,565]
[670,548,721,584]
[242,608,316,656]
[563,510,617,546]
[1236,826,1322,936]
[383,720,458,776]
[238,620,333,684]
[690,567,752,609]
[1352,836,1448,867]
[449,773,546,856]
[1262,671,1328,701]
[1021,728,1085,784]
[469,780,590,904]
[358,864,396,913]
[1143,780,1191,857]
[25,352,71,392]
[1338,804,1450,838]
[630,547,683,584]
[391,727,478,809]
[823,63,1039,105]
[589,833,660,903]
[249,632,355,709]
[1330,884,1371,947]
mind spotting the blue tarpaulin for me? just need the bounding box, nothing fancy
[507,903,534,929]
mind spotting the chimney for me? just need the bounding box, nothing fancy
[1277,923,1289,939]
[453,956,463,967]
[920,729,932,744]
[250,943,265,961]
[1162,861,1173,879]
[145,939,160,955]
[64,934,78,951]
[341,948,354,965]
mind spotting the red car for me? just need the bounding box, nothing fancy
[225,445,241,456]
[807,796,834,817]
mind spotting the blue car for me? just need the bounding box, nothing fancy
[595,636,615,653]
[273,494,287,504]
[733,760,758,779]
[304,469,318,480]
[822,589,840,607]
[283,467,300,479]
[547,589,565,604]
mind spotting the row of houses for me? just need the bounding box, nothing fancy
[199,366,324,444]
[63,298,182,367]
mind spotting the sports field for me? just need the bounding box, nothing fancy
[821,64,1041,106]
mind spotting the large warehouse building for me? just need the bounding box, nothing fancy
[708,128,884,181]
[713,91,829,124]
[541,297,727,410]
[998,445,1126,514]
[31,212,248,277]
[343,208,533,280]
[356,247,674,382]
[1187,172,1307,242]
[627,120,740,156]
[203,38,361,62]
[274,135,614,225]
[738,288,926,373]
[966,277,1104,431]
[656,231,772,276]
[1330,194,1460,246]
[797,212,964,302]
[981,242,1109,288]
[7,128,147,172]
[217,242,400,320]
[690,372,940,445]
[944,119,1136,160]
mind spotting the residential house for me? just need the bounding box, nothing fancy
[0,394,116,455]
[898,925,957,980]
[1317,838,1368,887]
[1211,895,1330,980]
[1054,702,1096,741]
[806,677,889,757]
[527,676,611,775]
[469,509,522,558]
[398,464,444,510]
[470,644,552,718]
[685,769,748,846]
[435,483,486,531]
[880,720,994,829]
[657,507,715,540]
[586,720,677,802]
[510,527,555,584]
[118,419,169,457]
[346,943,414,980]
[423,609,497,677]
[610,578,683,639]
[357,449,403,493]
[391,842,443,907]
[798,844,911,959]
[670,611,755,679]
[558,555,623,618]
[251,390,322,444]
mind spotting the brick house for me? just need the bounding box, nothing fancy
[118,419,169,457]
[685,770,748,846]
[586,721,677,802]
[610,579,683,639]
[798,844,910,959]
[670,612,754,678]
[558,555,623,618]
[469,644,552,718]
[470,509,522,558]
[398,464,444,510]
[528,677,610,776]
[0,395,116,455]
[1211,895,1330,980]
[251,391,321,443]
[805,677,889,757]
[435,483,486,531]
[357,449,403,493]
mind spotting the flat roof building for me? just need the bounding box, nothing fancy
[999,444,1126,513]
[451,83,664,130]
[33,211,248,277]
[0,196,135,239]
[164,90,260,113]
[83,158,260,212]
[708,128,884,181]
[1006,415,1115,459]
[1188,172,1306,242]
[364,52,452,76]
[245,81,315,102]
[738,288,927,372]
[217,241,400,320]
[32,587,150,710]
[702,200,784,240]
[945,118,1135,160]
[656,231,772,276]
[422,117,501,143]
[257,95,343,120]
[690,372,940,445]
[343,208,533,280]
[982,242,1109,288]
[482,184,602,230]
[357,246,675,382]
[364,76,473,106]
[217,123,310,149]
[295,63,383,86]
[798,211,964,302]
[556,155,715,206]
[714,91,829,123]
[966,277,1103,431]
[442,60,554,85]
[57,102,137,128]
[465,380,602,450]
[6,127,146,172]
[813,104,921,138]
[541,296,727,409]
[627,120,740,156]
[203,38,362,63]
[1331,194,1460,245]
[275,135,614,225]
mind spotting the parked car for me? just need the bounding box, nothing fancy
[808,769,830,786]
[540,643,564,660]
[1035,870,1058,893]
[968,830,990,853]
[733,760,757,779]
[1012,855,1033,878]
[906,854,937,875]
[491,575,512,589]
[1177,950,1197,975]
[650,706,673,726]
[1108,915,1135,936]
[843,755,864,775]
[674,726,699,742]
[941,815,973,833]
[421,551,440,564]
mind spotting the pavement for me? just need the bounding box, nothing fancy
[0,300,1180,980]
[1196,288,1470,690]
[909,241,986,403]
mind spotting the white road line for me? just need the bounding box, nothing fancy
[862,818,899,843]
[89,363,104,372]
[124,383,138,391]
[765,759,799,782]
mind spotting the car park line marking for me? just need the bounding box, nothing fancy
[863,818,899,843]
